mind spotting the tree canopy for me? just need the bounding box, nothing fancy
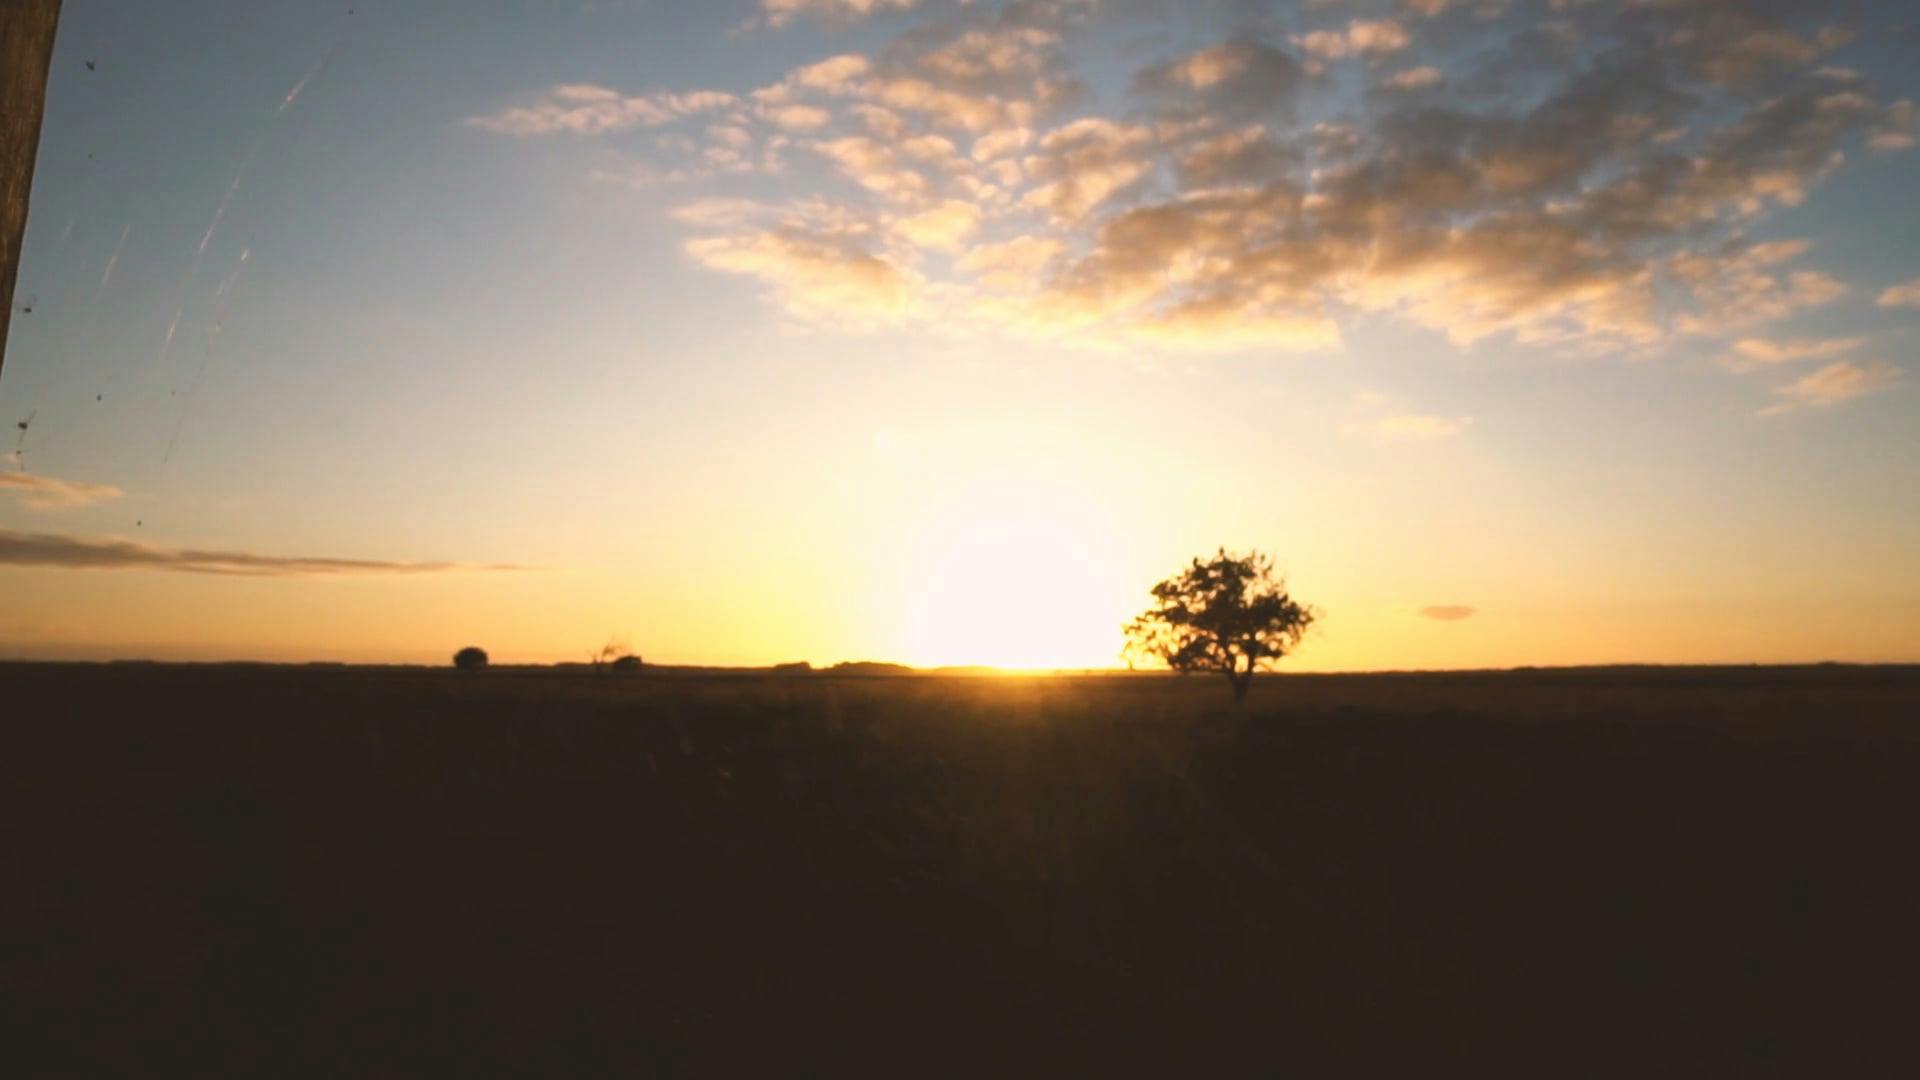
[1124,549,1316,702]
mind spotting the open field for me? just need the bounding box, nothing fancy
[5,663,1919,1075]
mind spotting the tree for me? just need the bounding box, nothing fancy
[453,646,489,671]
[1124,549,1317,703]
[590,636,640,674]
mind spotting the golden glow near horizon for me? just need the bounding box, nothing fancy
[1,1,1918,669]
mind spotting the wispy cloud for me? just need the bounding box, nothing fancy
[1760,361,1901,416]
[1720,335,1864,371]
[0,530,528,577]
[1347,415,1473,440]
[0,473,125,511]
[1383,66,1445,91]
[467,85,736,137]
[1877,277,1920,309]
[1420,605,1475,622]
[759,0,917,31]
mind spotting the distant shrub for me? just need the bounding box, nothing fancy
[591,637,641,674]
[453,646,489,671]
[772,661,813,674]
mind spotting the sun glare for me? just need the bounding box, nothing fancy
[903,514,1126,671]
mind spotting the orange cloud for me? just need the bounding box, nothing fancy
[1760,361,1901,416]
[0,473,123,511]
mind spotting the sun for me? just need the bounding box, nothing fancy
[900,511,1128,671]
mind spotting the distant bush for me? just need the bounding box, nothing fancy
[828,661,914,676]
[591,637,642,674]
[772,661,813,674]
[453,646,489,671]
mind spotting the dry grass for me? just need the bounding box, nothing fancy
[4,662,1916,1074]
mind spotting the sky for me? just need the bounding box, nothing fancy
[1,0,1917,669]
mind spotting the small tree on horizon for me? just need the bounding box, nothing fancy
[1124,549,1317,703]
[591,635,641,674]
[453,646,489,671]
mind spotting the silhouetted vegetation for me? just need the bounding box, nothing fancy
[827,660,914,676]
[1126,548,1317,701]
[4,662,1914,1074]
[589,637,642,673]
[452,645,488,670]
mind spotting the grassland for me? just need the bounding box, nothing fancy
[4,663,1917,1075]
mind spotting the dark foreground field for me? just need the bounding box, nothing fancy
[4,663,1919,1076]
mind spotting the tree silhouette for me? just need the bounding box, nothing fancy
[590,636,641,674]
[453,646,489,671]
[1124,549,1316,703]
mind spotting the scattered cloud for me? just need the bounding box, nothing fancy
[1294,20,1411,61]
[1420,605,1475,622]
[471,1,1905,358]
[1760,361,1901,416]
[681,200,924,327]
[1347,414,1473,440]
[1871,99,1917,152]
[760,0,917,31]
[1383,65,1444,91]
[1877,277,1920,309]
[1136,40,1306,122]
[892,199,983,252]
[1720,336,1864,371]
[0,530,528,576]
[1673,241,1848,335]
[0,473,123,511]
[467,84,735,136]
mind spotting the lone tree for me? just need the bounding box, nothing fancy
[453,646,489,671]
[1124,549,1317,703]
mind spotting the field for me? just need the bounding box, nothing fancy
[5,663,1918,1075]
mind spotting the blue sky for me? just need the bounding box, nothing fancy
[1,0,1916,667]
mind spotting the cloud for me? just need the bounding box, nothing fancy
[763,104,832,131]
[1420,605,1475,622]
[0,473,123,511]
[1877,277,1920,309]
[760,0,916,30]
[1294,19,1411,61]
[892,199,983,253]
[490,0,1901,357]
[955,235,1063,290]
[1136,40,1306,122]
[1672,241,1848,335]
[1347,415,1473,439]
[0,530,527,577]
[861,25,1076,134]
[1019,118,1156,223]
[1720,336,1864,371]
[682,203,924,327]
[1871,99,1917,153]
[1383,66,1444,91]
[468,85,735,136]
[1760,361,1901,416]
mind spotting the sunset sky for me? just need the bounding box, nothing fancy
[2,0,1916,669]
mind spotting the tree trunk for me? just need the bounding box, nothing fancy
[1,0,62,381]
[1229,669,1251,704]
